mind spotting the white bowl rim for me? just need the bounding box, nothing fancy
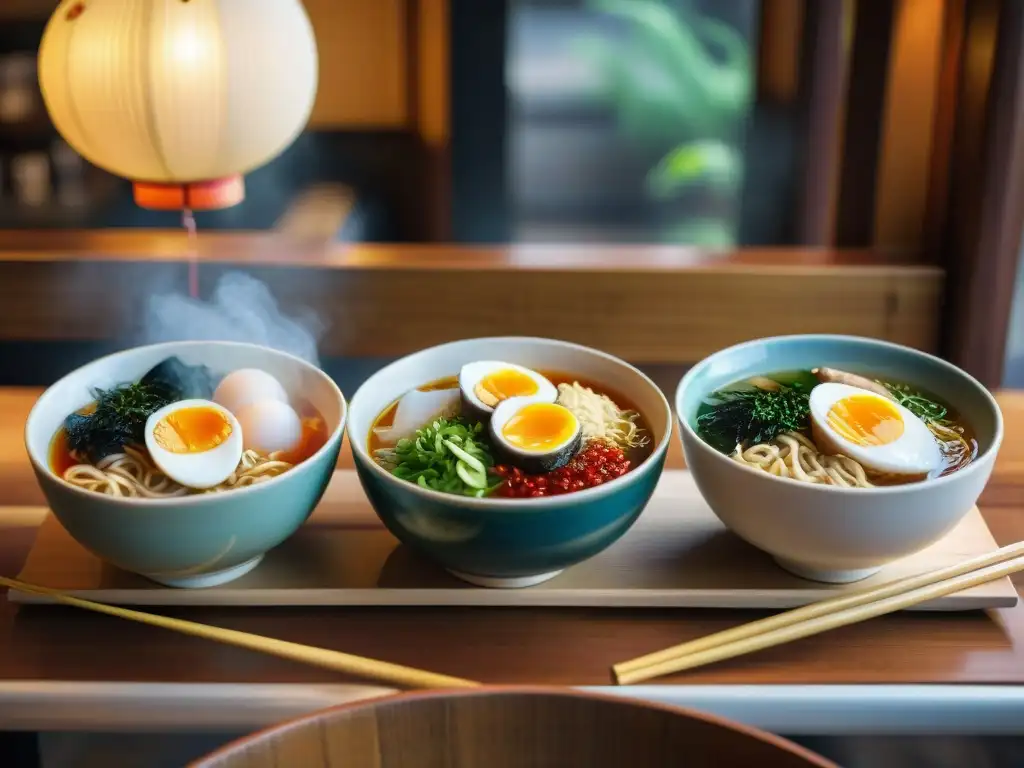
[675,333,1004,496]
[25,340,347,508]
[348,336,673,509]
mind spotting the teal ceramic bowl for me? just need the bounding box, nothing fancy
[25,341,345,588]
[348,338,673,588]
[676,335,1003,583]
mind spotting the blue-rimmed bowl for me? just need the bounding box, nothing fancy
[25,341,346,588]
[348,338,672,588]
[676,335,1003,583]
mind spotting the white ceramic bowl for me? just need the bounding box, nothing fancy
[348,337,673,588]
[676,335,1003,583]
[26,341,346,588]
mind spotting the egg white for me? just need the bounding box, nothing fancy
[213,369,288,416]
[458,361,557,418]
[144,399,244,490]
[809,382,942,478]
[236,399,303,454]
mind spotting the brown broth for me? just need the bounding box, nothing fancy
[368,371,656,469]
[49,399,330,480]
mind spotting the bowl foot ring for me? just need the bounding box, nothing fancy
[142,554,265,589]
[773,556,881,584]
[447,569,564,589]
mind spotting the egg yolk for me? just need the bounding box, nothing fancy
[475,368,539,407]
[826,395,905,446]
[153,406,233,454]
[501,403,577,452]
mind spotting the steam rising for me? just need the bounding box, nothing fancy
[144,272,324,366]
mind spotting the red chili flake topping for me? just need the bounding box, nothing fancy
[66,3,86,20]
[494,441,631,498]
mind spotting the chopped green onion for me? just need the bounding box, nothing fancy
[456,462,488,489]
[444,439,485,473]
[380,417,501,497]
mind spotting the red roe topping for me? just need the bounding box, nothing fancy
[494,441,631,498]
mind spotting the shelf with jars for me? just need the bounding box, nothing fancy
[0,17,118,227]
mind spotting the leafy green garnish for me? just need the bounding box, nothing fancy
[64,382,176,463]
[381,417,503,498]
[882,383,949,424]
[696,385,811,454]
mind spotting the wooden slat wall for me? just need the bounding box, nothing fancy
[873,0,947,253]
[924,0,967,258]
[416,0,449,145]
[941,0,1024,387]
[835,1,896,247]
[0,0,54,20]
[414,0,451,240]
[3,0,413,130]
[0,233,944,362]
[303,0,409,128]
[757,0,805,103]
[794,0,851,246]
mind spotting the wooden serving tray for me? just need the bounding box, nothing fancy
[9,471,1017,611]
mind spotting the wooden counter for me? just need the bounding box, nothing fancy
[0,389,1023,733]
[0,233,943,363]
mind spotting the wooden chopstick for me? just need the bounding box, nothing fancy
[0,576,479,690]
[614,541,1024,681]
[614,543,1024,685]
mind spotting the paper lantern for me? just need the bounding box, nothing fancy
[38,0,318,210]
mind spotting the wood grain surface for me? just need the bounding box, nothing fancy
[0,389,1022,688]
[191,689,836,768]
[11,473,1016,612]
[0,237,943,361]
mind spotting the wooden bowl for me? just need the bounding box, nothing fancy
[191,687,835,767]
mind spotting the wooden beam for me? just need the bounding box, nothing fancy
[835,0,897,246]
[414,0,451,241]
[0,237,942,362]
[942,0,1024,387]
[0,0,55,20]
[873,0,947,253]
[924,0,967,258]
[757,0,806,104]
[302,0,409,128]
[794,0,850,245]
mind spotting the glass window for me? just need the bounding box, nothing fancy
[507,0,762,246]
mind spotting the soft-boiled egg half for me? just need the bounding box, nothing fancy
[809,382,942,479]
[145,399,243,489]
[459,361,557,423]
[490,398,582,473]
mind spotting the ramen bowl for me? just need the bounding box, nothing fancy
[25,341,345,588]
[676,335,1003,583]
[191,688,835,767]
[348,338,672,588]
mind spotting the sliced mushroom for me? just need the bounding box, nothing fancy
[812,367,895,400]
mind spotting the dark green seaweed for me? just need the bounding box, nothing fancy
[696,385,811,454]
[62,356,213,462]
[64,382,176,462]
[140,357,215,401]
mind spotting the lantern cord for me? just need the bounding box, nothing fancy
[182,207,199,299]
